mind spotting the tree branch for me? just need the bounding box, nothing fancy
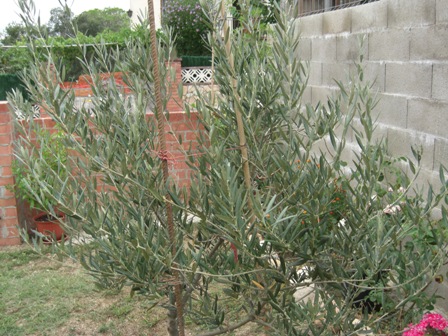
[197,315,255,336]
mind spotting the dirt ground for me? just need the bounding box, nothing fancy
[1,244,264,336]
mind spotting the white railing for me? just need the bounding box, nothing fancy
[182,67,213,85]
[14,104,41,120]
[298,0,379,17]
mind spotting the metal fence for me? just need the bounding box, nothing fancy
[297,0,379,17]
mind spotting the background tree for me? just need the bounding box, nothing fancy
[74,8,130,37]
[47,6,74,37]
[0,22,28,45]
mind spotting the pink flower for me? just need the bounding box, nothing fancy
[421,313,448,330]
[403,313,448,336]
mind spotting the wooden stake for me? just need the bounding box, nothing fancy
[146,1,185,335]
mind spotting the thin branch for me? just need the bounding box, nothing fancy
[198,315,255,336]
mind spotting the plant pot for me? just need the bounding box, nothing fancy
[34,212,66,242]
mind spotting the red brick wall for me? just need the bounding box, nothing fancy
[0,60,203,245]
[61,59,183,112]
[163,111,202,187]
[0,102,20,246]
[165,60,184,112]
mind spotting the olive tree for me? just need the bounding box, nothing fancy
[10,0,448,335]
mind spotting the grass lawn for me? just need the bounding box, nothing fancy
[0,245,170,336]
[0,245,260,336]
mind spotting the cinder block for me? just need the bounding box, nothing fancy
[434,137,448,169]
[311,36,337,62]
[386,128,435,170]
[357,120,388,145]
[374,93,408,129]
[297,38,312,61]
[368,30,410,61]
[408,98,448,137]
[337,143,361,169]
[412,167,444,199]
[433,63,448,101]
[312,139,337,163]
[362,61,386,92]
[301,86,312,105]
[336,33,368,62]
[322,62,351,86]
[427,263,448,316]
[351,1,388,32]
[310,85,339,106]
[436,0,448,24]
[388,0,436,28]
[294,14,322,37]
[308,61,322,86]
[330,120,354,143]
[385,62,432,98]
[411,26,448,61]
[322,8,351,35]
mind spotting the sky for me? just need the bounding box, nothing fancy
[0,0,130,32]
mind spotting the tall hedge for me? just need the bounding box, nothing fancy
[181,56,212,67]
[0,74,28,101]
[1,27,150,83]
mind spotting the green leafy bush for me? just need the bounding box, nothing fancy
[41,28,149,81]
[162,0,211,56]
[181,55,211,67]
[10,127,67,211]
[0,73,30,100]
[0,27,149,81]
[0,44,32,74]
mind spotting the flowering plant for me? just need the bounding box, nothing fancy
[162,0,211,56]
[403,313,448,336]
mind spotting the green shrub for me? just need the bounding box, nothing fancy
[162,0,211,56]
[0,44,32,74]
[10,127,67,211]
[41,28,149,81]
[1,27,149,82]
[181,55,211,67]
[0,73,29,100]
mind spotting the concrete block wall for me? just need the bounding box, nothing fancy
[296,0,448,190]
[295,0,448,314]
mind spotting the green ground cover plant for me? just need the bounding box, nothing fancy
[9,0,448,335]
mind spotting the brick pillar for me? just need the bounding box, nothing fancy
[166,59,184,113]
[164,111,202,188]
[0,102,20,246]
